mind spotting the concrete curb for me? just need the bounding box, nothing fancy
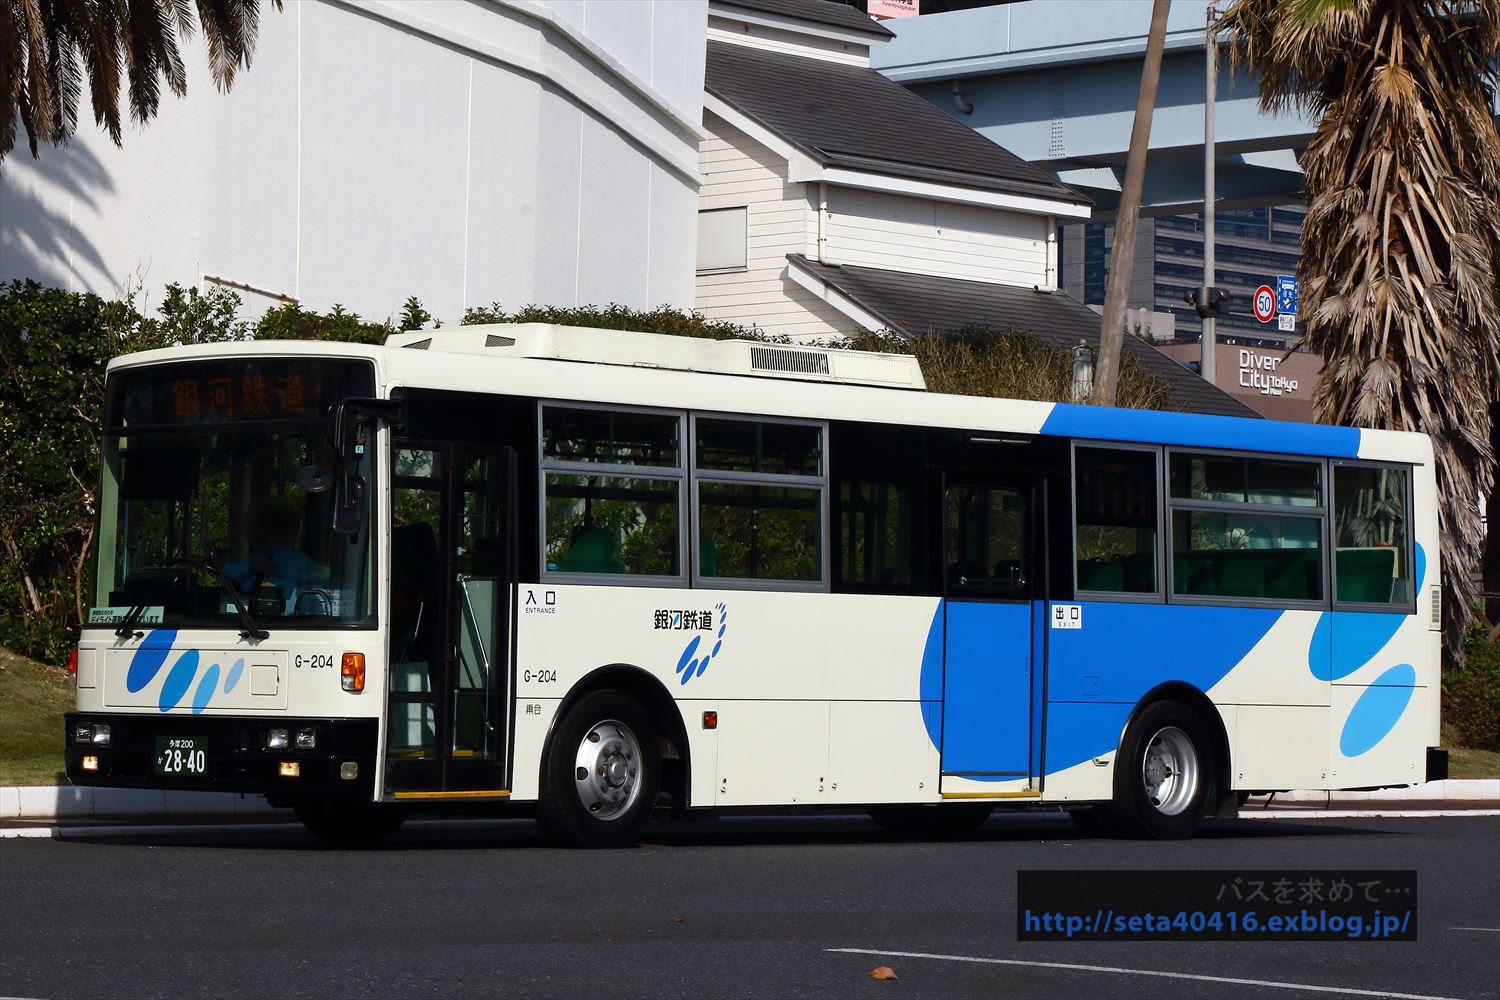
[0,785,282,820]
[2,778,1496,820]
[1243,779,1500,810]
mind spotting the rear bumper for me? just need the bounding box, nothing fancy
[64,713,379,803]
[1426,746,1449,783]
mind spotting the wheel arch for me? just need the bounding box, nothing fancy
[542,663,694,809]
[1123,681,1233,799]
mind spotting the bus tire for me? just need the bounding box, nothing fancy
[1110,699,1215,839]
[294,801,407,845]
[537,689,660,848]
[867,803,992,837]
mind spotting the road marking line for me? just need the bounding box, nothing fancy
[826,948,1466,1000]
[1239,810,1500,820]
[1450,927,1500,932]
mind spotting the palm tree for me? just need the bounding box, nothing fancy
[1093,0,1174,406]
[1217,0,1500,660]
[0,0,279,162]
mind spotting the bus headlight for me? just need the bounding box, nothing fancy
[266,728,290,750]
[74,723,110,746]
[295,728,316,750]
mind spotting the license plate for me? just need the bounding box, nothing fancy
[154,736,209,777]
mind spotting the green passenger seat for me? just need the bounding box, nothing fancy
[1219,557,1271,598]
[1265,549,1319,601]
[1078,560,1125,593]
[554,526,625,574]
[1336,547,1397,603]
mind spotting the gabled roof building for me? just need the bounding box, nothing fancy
[694,0,1255,417]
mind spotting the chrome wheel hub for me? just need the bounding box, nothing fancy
[1141,726,1199,817]
[573,720,641,821]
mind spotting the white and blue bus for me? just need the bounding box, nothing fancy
[66,325,1446,845]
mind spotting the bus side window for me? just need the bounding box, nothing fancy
[1074,446,1160,596]
[1167,451,1325,603]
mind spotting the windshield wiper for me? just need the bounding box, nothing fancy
[114,604,147,639]
[173,559,270,641]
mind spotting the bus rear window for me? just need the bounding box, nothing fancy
[1333,465,1413,606]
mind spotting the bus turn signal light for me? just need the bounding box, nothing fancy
[702,711,717,730]
[341,652,365,692]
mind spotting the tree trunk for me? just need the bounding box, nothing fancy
[1092,0,1172,407]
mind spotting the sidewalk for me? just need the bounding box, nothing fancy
[1243,779,1500,811]
[3,779,1496,822]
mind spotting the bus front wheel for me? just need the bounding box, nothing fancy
[538,689,661,848]
[1111,700,1215,839]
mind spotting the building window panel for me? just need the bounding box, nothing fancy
[696,207,747,273]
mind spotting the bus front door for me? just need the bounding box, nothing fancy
[385,441,515,797]
[938,476,1042,796]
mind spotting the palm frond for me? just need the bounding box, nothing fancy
[1220,0,1500,660]
[1,0,279,160]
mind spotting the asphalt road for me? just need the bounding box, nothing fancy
[2,813,1497,1000]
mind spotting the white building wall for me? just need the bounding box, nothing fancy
[0,0,706,323]
[694,112,854,341]
[823,187,1050,285]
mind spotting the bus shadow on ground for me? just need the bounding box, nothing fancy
[56,812,1403,852]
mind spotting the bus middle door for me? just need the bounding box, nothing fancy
[938,476,1041,797]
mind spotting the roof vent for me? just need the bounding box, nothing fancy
[485,334,517,348]
[750,346,831,376]
[403,338,432,350]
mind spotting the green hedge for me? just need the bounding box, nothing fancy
[1447,623,1500,749]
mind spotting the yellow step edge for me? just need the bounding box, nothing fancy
[392,789,511,800]
[941,790,1042,799]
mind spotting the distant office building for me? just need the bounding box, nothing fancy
[1061,205,1307,348]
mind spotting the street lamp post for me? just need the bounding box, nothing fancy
[1202,2,1218,386]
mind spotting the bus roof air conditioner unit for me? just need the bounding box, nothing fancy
[384,323,926,390]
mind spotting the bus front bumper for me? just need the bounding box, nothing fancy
[64,713,379,803]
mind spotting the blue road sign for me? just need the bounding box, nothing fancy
[1276,274,1299,315]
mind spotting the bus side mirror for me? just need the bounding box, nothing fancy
[327,397,402,536]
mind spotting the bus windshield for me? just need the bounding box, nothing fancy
[89,359,377,628]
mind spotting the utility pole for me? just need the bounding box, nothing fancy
[1201,1,1218,387]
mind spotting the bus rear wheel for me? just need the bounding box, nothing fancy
[294,801,408,845]
[1110,700,1215,839]
[867,803,992,837]
[537,689,660,848]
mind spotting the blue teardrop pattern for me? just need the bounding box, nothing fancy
[223,658,245,693]
[158,649,200,712]
[126,630,178,693]
[673,602,729,686]
[674,636,703,686]
[191,662,222,715]
[1339,664,1417,757]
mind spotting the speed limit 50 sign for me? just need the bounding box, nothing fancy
[1253,284,1277,323]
